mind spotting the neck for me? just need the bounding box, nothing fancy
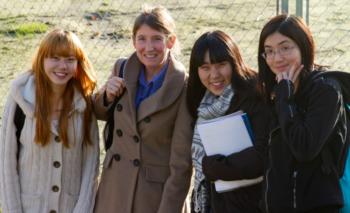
[50,84,67,111]
[145,68,161,82]
[144,56,169,82]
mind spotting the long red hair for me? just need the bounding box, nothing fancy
[32,29,96,147]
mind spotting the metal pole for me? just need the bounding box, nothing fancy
[296,0,303,17]
[281,0,289,14]
[306,0,310,25]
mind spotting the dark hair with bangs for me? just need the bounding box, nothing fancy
[258,14,321,102]
[187,30,257,118]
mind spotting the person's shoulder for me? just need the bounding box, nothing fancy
[169,54,186,73]
[10,70,33,95]
[303,71,341,99]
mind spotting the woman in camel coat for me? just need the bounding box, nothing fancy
[93,5,193,213]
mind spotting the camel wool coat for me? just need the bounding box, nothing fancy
[93,53,193,213]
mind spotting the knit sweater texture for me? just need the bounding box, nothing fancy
[0,71,100,213]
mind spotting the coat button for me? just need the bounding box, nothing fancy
[54,136,61,143]
[52,185,59,192]
[49,210,57,213]
[133,136,139,143]
[53,161,61,168]
[144,117,151,123]
[116,104,123,112]
[116,129,123,137]
[133,159,140,167]
[113,154,121,161]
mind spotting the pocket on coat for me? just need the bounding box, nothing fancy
[21,193,43,212]
[61,192,79,212]
[144,165,170,183]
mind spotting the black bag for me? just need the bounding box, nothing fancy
[14,104,25,159]
[312,71,350,177]
[103,59,127,151]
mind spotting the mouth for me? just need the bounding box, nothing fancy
[54,72,68,78]
[144,53,157,59]
[210,81,225,89]
[274,64,290,72]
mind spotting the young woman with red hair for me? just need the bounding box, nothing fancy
[0,29,99,213]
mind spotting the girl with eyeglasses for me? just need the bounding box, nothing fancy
[258,14,347,213]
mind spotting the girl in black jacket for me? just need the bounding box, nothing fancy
[258,14,347,213]
[186,30,270,213]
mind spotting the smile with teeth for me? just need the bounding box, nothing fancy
[54,72,68,78]
[211,81,224,87]
[144,53,157,59]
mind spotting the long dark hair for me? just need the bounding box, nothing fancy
[187,30,257,119]
[258,14,320,102]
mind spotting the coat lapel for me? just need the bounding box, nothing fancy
[123,53,141,129]
[136,54,186,122]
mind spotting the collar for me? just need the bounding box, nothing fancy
[10,71,86,118]
[138,62,168,88]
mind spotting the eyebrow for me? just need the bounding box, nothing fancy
[264,40,292,48]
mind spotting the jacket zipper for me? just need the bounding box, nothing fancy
[293,170,298,209]
[287,81,294,118]
[265,126,280,213]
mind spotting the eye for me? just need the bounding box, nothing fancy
[152,36,164,42]
[218,62,227,66]
[281,45,292,51]
[136,36,145,41]
[264,49,274,55]
[199,65,210,71]
[68,57,76,61]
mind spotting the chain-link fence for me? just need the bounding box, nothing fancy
[0,0,350,121]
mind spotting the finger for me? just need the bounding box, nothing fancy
[292,64,304,83]
[276,73,283,83]
[282,72,288,80]
[287,63,297,80]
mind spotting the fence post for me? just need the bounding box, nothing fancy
[282,0,289,13]
[276,0,309,25]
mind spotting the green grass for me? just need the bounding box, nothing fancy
[2,22,48,37]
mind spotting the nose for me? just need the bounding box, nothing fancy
[210,66,220,78]
[145,40,154,51]
[273,50,284,62]
[58,59,68,69]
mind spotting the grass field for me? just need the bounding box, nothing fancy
[0,0,349,210]
[0,0,349,112]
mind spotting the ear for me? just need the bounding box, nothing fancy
[132,37,136,48]
[166,35,176,49]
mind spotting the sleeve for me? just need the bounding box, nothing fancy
[202,101,271,181]
[0,96,23,213]
[91,58,125,121]
[91,90,112,121]
[157,88,193,213]
[73,116,100,213]
[274,79,342,162]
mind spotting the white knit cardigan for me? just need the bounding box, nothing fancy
[0,72,100,213]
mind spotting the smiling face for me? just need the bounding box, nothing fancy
[198,51,232,96]
[43,54,77,88]
[264,32,302,76]
[133,24,175,73]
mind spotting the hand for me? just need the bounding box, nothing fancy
[276,63,304,84]
[105,76,125,103]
